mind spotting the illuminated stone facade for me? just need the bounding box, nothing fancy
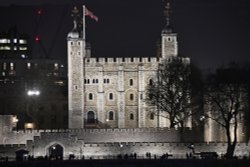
[67,17,190,129]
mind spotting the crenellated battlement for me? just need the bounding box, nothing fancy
[85,57,161,64]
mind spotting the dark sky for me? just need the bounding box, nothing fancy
[0,0,250,70]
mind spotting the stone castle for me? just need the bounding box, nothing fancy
[67,5,190,129]
[0,3,249,160]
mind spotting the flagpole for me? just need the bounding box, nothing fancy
[82,5,86,40]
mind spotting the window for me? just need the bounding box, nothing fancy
[129,79,133,86]
[10,62,14,70]
[74,85,78,90]
[78,42,81,45]
[130,94,134,101]
[93,79,95,83]
[89,93,93,100]
[104,78,110,84]
[109,111,114,120]
[54,63,59,70]
[150,113,154,120]
[71,42,73,45]
[95,79,98,83]
[149,79,153,85]
[109,93,113,100]
[130,113,134,120]
[3,62,7,70]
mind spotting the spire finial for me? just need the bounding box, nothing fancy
[71,6,80,19]
[164,0,172,27]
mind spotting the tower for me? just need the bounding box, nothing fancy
[161,1,178,59]
[67,6,85,129]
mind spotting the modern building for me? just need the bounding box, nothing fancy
[0,27,30,59]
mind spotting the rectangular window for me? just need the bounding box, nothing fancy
[3,63,7,70]
[27,63,31,69]
[10,62,14,70]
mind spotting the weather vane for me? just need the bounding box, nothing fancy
[71,6,80,19]
[163,0,172,26]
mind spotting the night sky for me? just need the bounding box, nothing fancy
[0,0,250,70]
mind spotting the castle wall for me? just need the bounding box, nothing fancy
[1,141,250,160]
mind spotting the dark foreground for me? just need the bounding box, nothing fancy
[1,159,250,167]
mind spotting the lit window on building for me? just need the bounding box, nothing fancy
[13,38,17,43]
[10,62,14,70]
[54,63,59,70]
[13,47,17,50]
[19,47,27,50]
[21,54,26,58]
[19,39,27,44]
[0,46,11,50]
[2,72,5,76]
[109,111,114,120]
[0,39,9,43]
[27,63,31,69]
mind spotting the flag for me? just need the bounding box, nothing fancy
[85,7,98,22]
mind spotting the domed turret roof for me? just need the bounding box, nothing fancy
[162,25,173,34]
[67,20,79,39]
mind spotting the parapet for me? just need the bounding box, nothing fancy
[85,57,161,64]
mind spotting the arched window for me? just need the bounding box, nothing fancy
[130,113,134,120]
[109,111,114,120]
[150,113,154,120]
[109,93,113,100]
[87,79,90,84]
[149,79,153,85]
[130,94,134,101]
[89,93,93,100]
[129,79,133,86]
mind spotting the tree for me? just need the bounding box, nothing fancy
[204,66,248,159]
[146,57,191,128]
